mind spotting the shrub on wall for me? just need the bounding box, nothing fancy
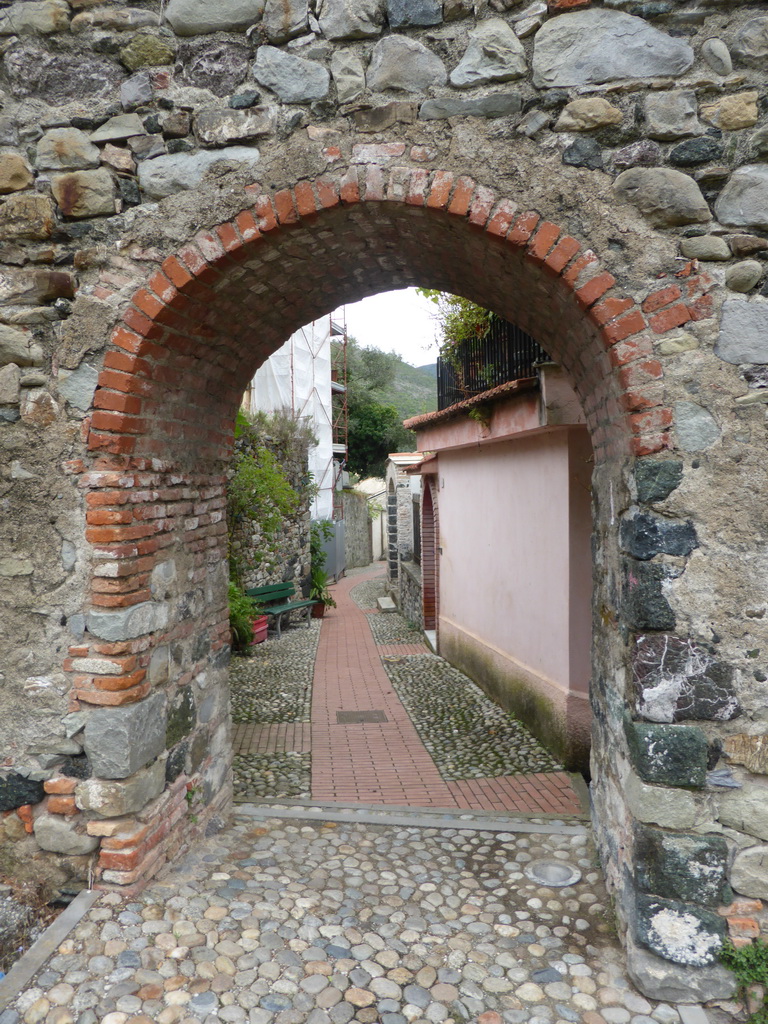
[227,408,316,591]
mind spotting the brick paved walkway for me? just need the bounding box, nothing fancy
[309,567,587,816]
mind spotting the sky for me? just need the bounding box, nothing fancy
[332,288,440,368]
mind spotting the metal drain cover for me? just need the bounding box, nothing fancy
[336,710,388,724]
[523,859,582,887]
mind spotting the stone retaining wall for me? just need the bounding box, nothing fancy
[230,431,312,594]
[398,559,424,631]
[343,488,373,568]
[0,0,767,1000]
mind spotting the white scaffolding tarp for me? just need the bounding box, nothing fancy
[246,320,336,520]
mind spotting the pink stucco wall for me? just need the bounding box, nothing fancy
[435,427,593,766]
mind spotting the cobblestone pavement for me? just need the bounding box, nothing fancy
[1,807,694,1024]
[0,568,716,1024]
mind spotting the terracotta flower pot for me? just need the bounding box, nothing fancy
[311,602,325,619]
[252,615,268,644]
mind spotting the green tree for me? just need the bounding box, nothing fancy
[337,337,416,478]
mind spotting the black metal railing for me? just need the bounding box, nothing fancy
[436,319,550,411]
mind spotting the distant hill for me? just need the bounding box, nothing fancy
[375,357,437,422]
[416,363,437,378]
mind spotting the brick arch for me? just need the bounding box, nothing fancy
[88,166,669,472]
[70,165,674,890]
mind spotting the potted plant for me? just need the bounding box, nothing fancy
[251,611,269,644]
[309,520,337,617]
[228,581,265,651]
[309,566,336,617]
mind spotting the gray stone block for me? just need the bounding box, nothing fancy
[450,19,526,89]
[679,234,730,261]
[726,260,763,293]
[253,46,330,103]
[331,50,365,104]
[715,165,768,232]
[87,600,168,641]
[701,37,732,77]
[58,362,98,411]
[532,9,693,89]
[634,459,683,504]
[419,93,522,120]
[625,931,736,1002]
[644,90,701,142]
[164,0,266,35]
[137,147,261,200]
[625,772,699,830]
[317,0,384,40]
[716,300,768,364]
[626,721,708,788]
[674,401,720,452]
[33,814,100,856]
[718,789,768,843]
[75,758,165,818]
[614,168,710,228]
[84,692,167,779]
[0,324,43,368]
[387,0,441,28]
[195,107,275,146]
[635,893,725,966]
[730,844,768,899]
[367,36,447,93]
[263,0,308,42]
[634,824,730,906]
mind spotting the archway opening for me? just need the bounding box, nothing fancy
[67,173,658,913]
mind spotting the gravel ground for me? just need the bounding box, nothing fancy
[381,654,563,780]
[233,753,311,802]
[3,811,693,1024]
[367,612,425,647]
[230,624,321,724]
[349,576,388,611]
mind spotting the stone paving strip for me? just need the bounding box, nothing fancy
[380,654,563,781]
[348,578,567,781]
[0,809,692,1024]
[231,625,320,802]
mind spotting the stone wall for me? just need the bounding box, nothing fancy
[229,431,312,594]
[343,488,373,569]
[0,0,766,999]
[399,560,423,631]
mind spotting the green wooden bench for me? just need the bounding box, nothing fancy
[245,581,319,639]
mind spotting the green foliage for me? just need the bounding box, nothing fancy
[309,520,337,608]
[416,288,494,357]
[228,581,259,653]
[228,446,299,535]
[338,336,417,478]
[228,409,315,586]
[348,400,413,479]
[720,938,768,1023]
